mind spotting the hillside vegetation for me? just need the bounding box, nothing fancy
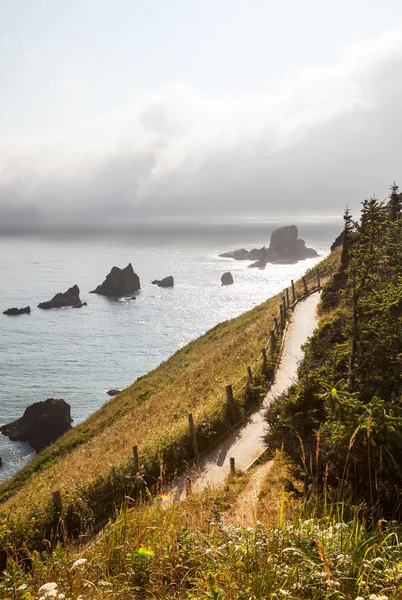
[0,254,337,568]
[265,187,402,511]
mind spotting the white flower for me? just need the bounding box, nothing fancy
[71,558,88,569]
[17,584,28,591]
[39,583,58,594]
[355,597,364,600]
[369,596,388,600]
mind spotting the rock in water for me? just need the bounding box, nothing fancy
[151,276,174,287]
[91,264,140,297]
[0,398,72,452]
[269,225,317,260]
[38,285,86,309]
[107,389,122,396]
[221,272,234,285]
[220,226,317,264]
[3,306,31,315]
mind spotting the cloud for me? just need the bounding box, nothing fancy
[1,27,402,229]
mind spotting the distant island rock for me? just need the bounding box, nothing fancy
[3,306,31,316]
[0,398,72,452]
[221,272,234,285]
[91,263,140,297]
[219,225,318,264]
[152,276,174,288]
[38,285,86,309]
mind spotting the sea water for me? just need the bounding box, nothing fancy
[0,220,341,481]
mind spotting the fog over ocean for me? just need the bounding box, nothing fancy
[0,220,340,481]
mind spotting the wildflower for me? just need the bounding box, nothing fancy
[369,596,388,600]
[71,558,88,569]
[39,583,58,594]
[38,582,60,599]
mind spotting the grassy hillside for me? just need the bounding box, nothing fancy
[0,252,338,566]
[2,451,401,599]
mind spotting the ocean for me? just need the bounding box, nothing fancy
[0,220,341,482]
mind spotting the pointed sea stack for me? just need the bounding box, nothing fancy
[91,263,140,297]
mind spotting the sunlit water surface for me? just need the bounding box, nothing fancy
[0,221,340,481]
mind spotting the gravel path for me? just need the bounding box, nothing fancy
[169,291,320,500]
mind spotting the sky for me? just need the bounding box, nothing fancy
[1,0,402,230]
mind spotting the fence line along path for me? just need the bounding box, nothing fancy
[168,290,321,501]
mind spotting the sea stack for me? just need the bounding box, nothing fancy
[38,285,86,309]
[3,306,31,315]
[152,276,174,288]
[91,263,140,297]
[219,225,318,264]
[0,398,72,452]
[221,272,234,285]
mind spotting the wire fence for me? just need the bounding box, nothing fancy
[47,268,327,540]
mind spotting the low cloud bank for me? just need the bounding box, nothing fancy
[1,28,402,230]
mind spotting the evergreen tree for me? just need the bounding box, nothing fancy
[387,181,401,221]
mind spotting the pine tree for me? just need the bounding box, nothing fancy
[387,182,401,221]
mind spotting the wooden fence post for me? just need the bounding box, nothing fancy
[188,413,198,458]
[274,316,279,334]
[52,490,63,511]
[261,347,268,364]
[270,329,276,353]
[230,457,236,476]
[285,288,290,310]
[225,384,237,424]
[302,276,308,295]
[52,490,67,541]
[247,366,253,382]
[282,296,287,316]
[279,304,284,329]
[316,270,321,289]
[132,445,139,474]
[291,279,296,303]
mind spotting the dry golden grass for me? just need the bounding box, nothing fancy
[0,288,284,521]
[0,252,339,533]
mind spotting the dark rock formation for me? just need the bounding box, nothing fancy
[221,272,234,285]
[220,246,266,261]
[219,248,249,260]
[268,225,317,260]
[3,306,31,315]
[331,231,344,251]
[220,226,318,264]
[107,389,122,396]
[0,458,2,467]
[0,398,72,452]
[248,258,267,269]
[91,264,140,297]
[152,276,174,287]
[38,285,86,309]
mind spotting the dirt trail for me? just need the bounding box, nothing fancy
[169,292,320,501]
[224,460,274,526]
